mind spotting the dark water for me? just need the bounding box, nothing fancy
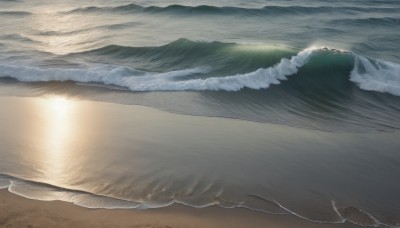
[0,0,400,227]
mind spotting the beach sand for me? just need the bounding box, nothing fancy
[0,189,358,228]
[1,96,397,227]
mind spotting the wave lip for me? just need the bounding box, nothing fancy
[2,43,400,97]
[1,40,400,133]
[0,47,314,92]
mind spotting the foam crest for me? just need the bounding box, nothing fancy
[2,47,400,96]
[129,49,314,91]
[0,49,314,92]
[350,55,400,96]
[0,64,210,89]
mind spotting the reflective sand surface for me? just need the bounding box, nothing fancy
[1,96,399,226]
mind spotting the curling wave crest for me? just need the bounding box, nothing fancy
[0,47,400,96]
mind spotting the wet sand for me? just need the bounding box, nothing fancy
[0,189,358,228]
[0,95,399,226]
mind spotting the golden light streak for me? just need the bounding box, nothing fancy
[38,96,74,181]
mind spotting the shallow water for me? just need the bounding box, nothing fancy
[1,0,400,226]
[1,96,400,226]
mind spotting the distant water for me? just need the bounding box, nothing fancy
[0,0,400,132]
[0,0,400,226]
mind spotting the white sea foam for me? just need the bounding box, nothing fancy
[331,201,346,223]
[1,48,399,96]
[8,179,141,209]
[350,54,400,96]
[0,48,314,91]
[0,175,394,227]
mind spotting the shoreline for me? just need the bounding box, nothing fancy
[0,189,358,228]
[0,96,398,227]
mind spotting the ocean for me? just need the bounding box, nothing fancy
[0,0,399,227]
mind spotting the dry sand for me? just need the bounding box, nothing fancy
[0,189,359,228]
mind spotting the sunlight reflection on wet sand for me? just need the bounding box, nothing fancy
[37,96,74,181]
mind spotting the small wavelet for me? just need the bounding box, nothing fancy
[332,201,382,227]
[330,17,400,27]
[0,170,397,227]
[3,174,141,209]
[61,3,400,16]
[0,33,40,43]
[0,11,32,16]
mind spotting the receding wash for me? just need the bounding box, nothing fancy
[0,0,399,227]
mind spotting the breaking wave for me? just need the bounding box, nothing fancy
[1,42,399,96]
[1,40,400,132]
